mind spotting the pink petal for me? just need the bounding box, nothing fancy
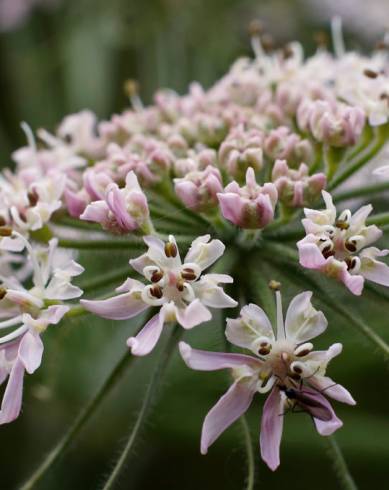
[179,342,262,371]
[217,192,245,226]
[0,359,25,425]
[106,184,137,231]
[176,299,212,329]
[80,200,109,224]
[200,381,254,454]
[18,331,44,374]
[340,270,364,296]
[81,293,148,320]
[127,311,165,356]
[63,188,87,218]
[297,241,327,269]
[309,375,356,405]
[260,387,284,471]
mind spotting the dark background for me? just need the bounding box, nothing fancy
[0,0,388,489]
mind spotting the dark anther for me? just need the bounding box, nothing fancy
[181,268,197,281]
[296,349,310,357]
[363,68,379,79]
[0,286,7,300]
[289,373,301,381]
[0,216,6,226]
[0,226,12,237]
[64,134,73,144]
[293,365,303,374]
[28,189,39,207]
[151,270,163,283]
[150,285,163,299]
[123,79,139,98]
[345,240,357,253]
[268,280,281,291]
[176,279,185,292]
[335,220,349,230]
[282,44,294,59]
[321,246,335,259]
[248,19,264,37]
[345,257,357,271]
[258,346,271,356]
[165,242,178,258]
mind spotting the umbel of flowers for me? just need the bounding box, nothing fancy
[1,16,389,488]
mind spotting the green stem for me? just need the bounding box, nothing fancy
[325,435,358,490]
[101,325,181,490]
[325,146,347,182]
[328,124,389,191]
[240,416,255,490]
[19,320,147,490]
[58,238,144,250]
[333,181,389,203]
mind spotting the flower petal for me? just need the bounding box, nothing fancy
[309,375,356,405]
[179,341,262,371]
[81,293,148,320]
[176,299,212,329]
[260,387,284,471]
[226,304,274,353]
[18,331,44,374]
[200,381,254,454]
[127,311,165,356]
[285,291,327,343]
[184,235,225,271]
[0,359,25,425]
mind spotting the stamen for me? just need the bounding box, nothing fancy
[165,241,178,258]
[363,68,379,79]
[331,16,346,58]
[151,270,163,283]
[0,226,12,237]
[248,19,265,58]
[176,279,185,292]
[275,290,286,340]
[149,285,163,299]
[181,267,197,281]
[0,286,7,300]
[123,79,144,112]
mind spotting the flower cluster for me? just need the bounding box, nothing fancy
[0,18,388,481]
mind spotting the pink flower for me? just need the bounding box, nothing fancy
[218,125,264,180]
[264,126,314,167]
[180,290,355,470]
[297,99,365,147]
[82,235,237,356]
[272,159,327,208]
[80,171,152,234]
[174,166,223,213]
[297,191,389,295]
[217,167,278,229]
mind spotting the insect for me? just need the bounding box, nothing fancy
[278,384,333,421]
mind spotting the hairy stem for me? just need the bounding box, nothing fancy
[325,435,358,490]
[240,415,256,490]
[19,320,147,490]
[101,325,181,490]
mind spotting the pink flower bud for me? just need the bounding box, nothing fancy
[217,167,278,229]
[175,166,223,213]
[264,126,314,167]
[297,100,365,147]
[272,160,326,208]
[219,125,264,180]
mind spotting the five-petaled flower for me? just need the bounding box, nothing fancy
[0,236,84,424]
[179,289,355,471]
[297,190,389,295]
[82,234,237,356]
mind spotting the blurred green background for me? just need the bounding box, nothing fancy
[1,0,389,489]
